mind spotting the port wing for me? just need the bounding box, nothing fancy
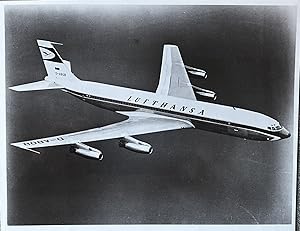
[11,112,194,154]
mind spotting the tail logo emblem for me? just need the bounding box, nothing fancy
[40,47,55,60]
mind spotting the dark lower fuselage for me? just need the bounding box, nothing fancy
[64,89,289,142]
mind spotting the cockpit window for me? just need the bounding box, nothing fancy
[267,124,282,131]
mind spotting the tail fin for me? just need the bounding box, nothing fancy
[9,40,79,92]
[37,39,78,83]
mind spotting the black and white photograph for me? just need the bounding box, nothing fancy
[3,2,299,230]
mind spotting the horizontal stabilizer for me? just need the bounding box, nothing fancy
[9,80,62,92]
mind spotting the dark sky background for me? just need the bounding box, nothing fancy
[5,5,297,225]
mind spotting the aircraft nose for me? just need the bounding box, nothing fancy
[279,127,291,139]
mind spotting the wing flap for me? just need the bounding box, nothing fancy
[11,112,194,151]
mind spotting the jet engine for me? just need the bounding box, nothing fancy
[185,65,207,78]
[119,136,153,154]
[192,85,217,100]
[70,142,103,161]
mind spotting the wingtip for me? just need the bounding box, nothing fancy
[11,142,24,150]
[11,142,41,154]
[9,86,20,91]
[164,44,178,48]
[11,142,18,147]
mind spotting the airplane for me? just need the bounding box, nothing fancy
[9,40,291,161]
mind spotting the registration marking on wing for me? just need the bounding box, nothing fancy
[23,137,65,146]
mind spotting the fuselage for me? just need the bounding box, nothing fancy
[62,79,290,141]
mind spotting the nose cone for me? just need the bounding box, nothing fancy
[278,127,291,139]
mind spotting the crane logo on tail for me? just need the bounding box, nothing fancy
[40,47,55,60]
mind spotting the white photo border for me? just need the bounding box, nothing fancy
[1,1,299,231]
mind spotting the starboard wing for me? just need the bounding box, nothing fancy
[156,45,196,100]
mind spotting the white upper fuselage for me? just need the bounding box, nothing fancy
[61,79,288,141]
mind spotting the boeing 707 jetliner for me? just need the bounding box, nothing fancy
[10,40,291,161]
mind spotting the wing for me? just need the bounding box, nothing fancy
[11,112,194,153]
[156,45,196,100]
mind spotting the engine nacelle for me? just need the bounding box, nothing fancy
[185,65,207,78]
[192,85,217,100]
[119,137,153,155]
[70,142,103,161]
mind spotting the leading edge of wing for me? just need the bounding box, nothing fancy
[11,112,194,152]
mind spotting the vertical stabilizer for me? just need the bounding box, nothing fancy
[37,40,79,84]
